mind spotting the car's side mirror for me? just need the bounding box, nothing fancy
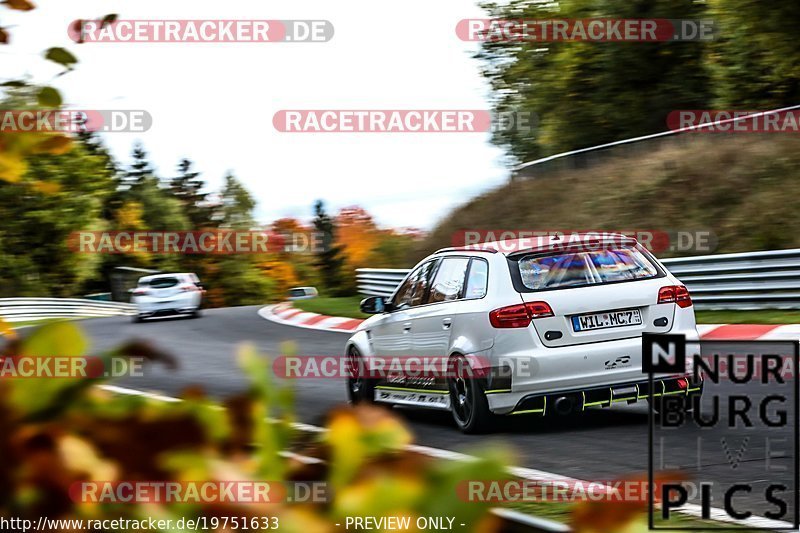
[360,296,390,314]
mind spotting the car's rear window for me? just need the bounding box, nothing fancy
[146,277,179,288]
[516,246,659,291]
[288,288,306,298]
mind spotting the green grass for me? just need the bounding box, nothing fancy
[291,298,800,325]
[291,296,369,319]
[695,310,800,324]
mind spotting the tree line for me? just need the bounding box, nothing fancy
[478,0,800,163]
[0,89,419,302]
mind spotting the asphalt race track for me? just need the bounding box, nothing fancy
[10,306,798,523]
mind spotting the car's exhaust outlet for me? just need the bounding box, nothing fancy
[553,396,576,416]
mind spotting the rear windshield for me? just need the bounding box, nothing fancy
[145,277,179,289]
[288,288,306,297]
[516,246,659,291]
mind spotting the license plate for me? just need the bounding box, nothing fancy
[571,309,642,332]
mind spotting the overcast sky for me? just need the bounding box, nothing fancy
[2,0,510,229]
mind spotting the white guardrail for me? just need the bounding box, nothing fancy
[357,248,800,311]
[0,298,135,322]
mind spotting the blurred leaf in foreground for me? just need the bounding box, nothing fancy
[36,86,62,108]
[4,0,36,11]
[100,14,118,28]
[44,47,78,70]
[327,405,412,489]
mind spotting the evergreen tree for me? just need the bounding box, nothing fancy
[170,158,212,228]
[217,172,256,228]
[312,200,348,296]
[124,142,155,190]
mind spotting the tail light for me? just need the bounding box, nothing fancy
[658,285,692,308]
[132,288,149,296]
[180,284,198,292]
[489,302,553,328]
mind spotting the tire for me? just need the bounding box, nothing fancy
[132,315,143,323]
[448,354,494,434]
[346,347,376,404]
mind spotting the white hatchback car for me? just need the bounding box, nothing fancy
[345,233,702,433]
[131,273,204,322]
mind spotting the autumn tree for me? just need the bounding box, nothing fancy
[336,206,380,273]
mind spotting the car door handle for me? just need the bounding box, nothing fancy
[403,322,412,332]
[442,318,452,329]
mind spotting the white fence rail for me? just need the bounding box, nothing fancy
[357,248,800,310]
[0,298,135,322]
[355,268,412,299]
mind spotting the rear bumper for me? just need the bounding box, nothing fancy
[481,325,700,410]
[134,293,200,316]
[487,374,703,415]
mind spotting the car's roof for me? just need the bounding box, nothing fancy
[435,232,636,257]
[138,272,196,281]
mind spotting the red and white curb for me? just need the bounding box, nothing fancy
[698,323,800,340]
[259,303,364,333]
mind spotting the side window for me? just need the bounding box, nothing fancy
[465,258,488,299]
[427,257,469,304]
[409,260,437,307]
[393,261,436,309]
[392,270,418,309]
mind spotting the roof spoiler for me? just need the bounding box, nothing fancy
[434,246,499,254]
[506,234,638,258]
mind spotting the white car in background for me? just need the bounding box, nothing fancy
[287,286,319,300]
[131,273,204,322]
[345,233,702,433]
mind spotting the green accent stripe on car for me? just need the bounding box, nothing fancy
[512,396,546,415]
[374,386,448,394]
[486,389,512,394]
